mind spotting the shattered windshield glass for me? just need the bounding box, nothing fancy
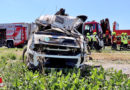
[35,29,67,36]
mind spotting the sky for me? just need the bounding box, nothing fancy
[0,0,130,30]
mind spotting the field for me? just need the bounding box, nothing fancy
[87,46,130,76]
[0,47,130,89]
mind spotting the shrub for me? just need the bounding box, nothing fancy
[1,63,130,90]
[7,53,16,60]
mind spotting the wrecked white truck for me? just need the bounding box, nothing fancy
[23,15,87,70]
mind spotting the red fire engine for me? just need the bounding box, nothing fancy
[113,21,130,46]
[82,19,111,46]
[82,21,104,50]
[83,21,103,35]
[0,23,32,48]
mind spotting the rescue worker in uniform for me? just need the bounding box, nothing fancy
[105,29,109,45]
[120,33,125,50]
[92,32,98,49]
[123,33,128,50]
[86,33,92,49]
[111,32,117,50]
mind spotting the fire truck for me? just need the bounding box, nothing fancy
[82,21,104,50]
[82,18,112,46]
[113,21,130,47]
[0,23,34,48]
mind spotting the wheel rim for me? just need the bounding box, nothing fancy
[8,42,12,48]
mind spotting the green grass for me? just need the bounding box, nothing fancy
[0,61,130,90]
[0,47,130,89]
[0,47,22,61]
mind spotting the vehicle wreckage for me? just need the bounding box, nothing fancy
[23,14,88,70]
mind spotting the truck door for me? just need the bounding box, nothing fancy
[84,24,96,35]
[21,27,26,41]
[14,26,22,40]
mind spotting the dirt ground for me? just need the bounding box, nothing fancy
[85,52,130,76]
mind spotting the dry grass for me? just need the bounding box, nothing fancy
[90,53,130,61]
[0,47,23,61]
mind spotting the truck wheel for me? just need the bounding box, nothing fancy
[22,47,27,63]
[7,41,14,48]
[23,50,39,72]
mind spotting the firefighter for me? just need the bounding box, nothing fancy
[86,33,92,49]
[120,33,125,50]
[105,29,110,45]
[123,33,128,50]
[92,32,98,49]
[111,32,117,50]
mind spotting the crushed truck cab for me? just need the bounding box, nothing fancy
[25,15,87,69]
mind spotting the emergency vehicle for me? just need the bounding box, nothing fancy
[113,21,130,47]
[83,21,103,35]
[0,23,33,48]
[82,21,104,50]
[82,19,111,46]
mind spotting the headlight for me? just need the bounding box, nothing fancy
[44,37,50,42]
[42,36,64,43]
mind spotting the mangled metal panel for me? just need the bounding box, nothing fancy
[36,15,83,31]
[24,14,87,69]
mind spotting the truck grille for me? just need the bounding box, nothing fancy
[33,44,81,56]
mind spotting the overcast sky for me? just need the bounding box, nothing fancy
[0,0,130,30]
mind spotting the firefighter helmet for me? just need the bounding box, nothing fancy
[114,32,116,35]
[121,33,124,36]
[87,33,90,36]
[112,32,114,35]
[124,33,127,35]
[112,32,116,35]
[93,32,97,35]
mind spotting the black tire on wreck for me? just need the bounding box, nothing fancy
[22,47,44,73]
[22,47,27,63]
[22,47,35,71]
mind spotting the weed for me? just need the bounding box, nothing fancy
[7,53,16,60]
[0,48,130,89]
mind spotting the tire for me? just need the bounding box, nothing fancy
[22,47,27,63]
[7,41,14,48]
[22,47,44,72]
[22,47,34,70]
[38,60,44,74]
